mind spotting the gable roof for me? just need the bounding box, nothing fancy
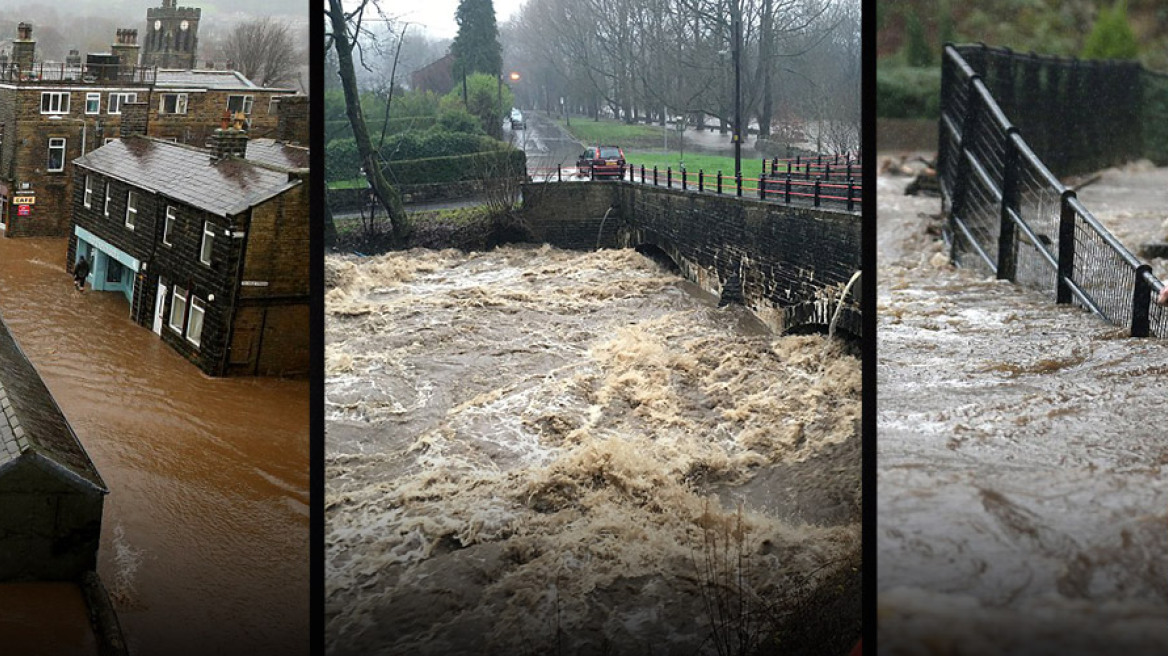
[74,136,302,217]
[245,139,309,171]
[0,313,105,493]
[153,69,293,93]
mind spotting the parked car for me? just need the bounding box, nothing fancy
[577,145,626,178]
[510,109,526,129]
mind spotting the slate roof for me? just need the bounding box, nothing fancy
[153,69,261,90]
[74,136,302,217]
[246,139,309,171]
[0,313,106,492]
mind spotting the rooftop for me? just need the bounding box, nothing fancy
[74,136,303,217]
[153,69,292,92]
[245,139,309,171]
[0,314,105,492]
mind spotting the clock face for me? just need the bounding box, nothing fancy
[180,20,189,31]
[154,20,161,30]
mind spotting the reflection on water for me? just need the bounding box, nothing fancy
[877,174,1168,654]
[325,245,861,654]
[0,237,309,655]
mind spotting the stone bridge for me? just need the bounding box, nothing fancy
[520,181,862,339]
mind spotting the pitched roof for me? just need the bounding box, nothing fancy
[153,69,294,92]
[245,139,309,171]
[0,313,105,493]
[74,136,302,217]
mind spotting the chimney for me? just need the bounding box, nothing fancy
[210,118,249,161]
[274,95,308,146]
[12,23,35,74]
[119,102,149,138]
[111,29,140,74]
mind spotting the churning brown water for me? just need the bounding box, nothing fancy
[878,171,1168,654]
[0,583,97,655]
[325,244,860,654]
[0,237,309,655]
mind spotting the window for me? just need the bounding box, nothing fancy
[47,138,66,172]
[83,175,93,208]
[103,181,111,216]
[200,220,214,265]
[227,95,254,116]
[169,286,187,332]
[85,92,100,114]
[108,92,137,114]
[163,206,176,246]
[40,91,70,114]
[159,93,188,115]
[186,296,205,347]
[125,190,138,229]
[268,96,281,115]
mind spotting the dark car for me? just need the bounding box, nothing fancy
[577,146,626,179]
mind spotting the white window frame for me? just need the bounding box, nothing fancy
[125,190,138,229]
[200,220,214,265]
[108,92,137,115]
[185,296,205,347]
[159,92,188,115]
[40,91,70,115]
[83,175,93,208]
[227,94,254,116]
[103,181,111,216]
[268,96,281,115]
[47,138,66,172]
[163,205,176,246]
[169,286,187,333]
[85,92,100,115]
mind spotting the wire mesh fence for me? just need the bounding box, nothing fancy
[939,43,1166,337]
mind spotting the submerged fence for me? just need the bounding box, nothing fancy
[939,44,1168,337]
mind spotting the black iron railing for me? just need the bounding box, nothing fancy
[939,43,1166,337]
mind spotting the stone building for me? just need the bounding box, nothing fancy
[69,117,309,377]
[142,0,201,70]
[0,20,296,238]
[0,314,106,582]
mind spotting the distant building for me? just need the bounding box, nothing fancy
[69,116,309,377]
[0,314,106,582]
[142,0,201,70]
[410,53,455,95]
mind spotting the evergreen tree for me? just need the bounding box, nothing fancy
[904,13,932,67]
[451,0,502,80]
[1082,0,1139,60]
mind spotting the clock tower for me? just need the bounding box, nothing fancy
[142,0,201,70]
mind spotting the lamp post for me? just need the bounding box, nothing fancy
[731,0,742,179]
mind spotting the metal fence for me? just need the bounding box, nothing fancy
[939,43,1166,337]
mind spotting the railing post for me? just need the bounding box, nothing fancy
[814,177,821,207]
[590,162,595,180]
[699,169,704,193]
[996,129,1020,282]
[667,167,672,189]
[847,177,854,211]
[759,173,767,199]
[785,175,791,203]
[640,164,645,183]
[949,74,984,264]
[1057,189,1077,304]
[717,170,722,195]
[681,168,686,190]
[736,172,742,197]
[558,165,562,182]
[653,166,658,186]
[1132,265,1153,338]
[825,163,831,181]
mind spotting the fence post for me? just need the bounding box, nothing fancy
[759,173,767,199]
[667,167,672,189]
[1132,265,1153,338]
[699,169,704,193]
[996,129,1021,282]
[736,172,742,197]
[785,175,791,203]
[814,177,821,207]
[825,163,831,181]
[681,168,686,190]
[716,170,723,195]
[1057,189,1076,304]
[640,164,645,184]
[847,177,854,211]
[558,165,562,182]
[653,166,658,186]
[949,74,984,264]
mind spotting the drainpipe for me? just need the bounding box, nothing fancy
[222,209,252,376]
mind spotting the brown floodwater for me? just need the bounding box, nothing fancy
[0,583,98,655]
[0,237,309,655]
[878,171,1168,654]
[325,245,861,654]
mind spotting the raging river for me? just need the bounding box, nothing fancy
[325,244,861,654]
[878,166,1168,654]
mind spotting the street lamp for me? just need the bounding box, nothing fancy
[731,0,742,179]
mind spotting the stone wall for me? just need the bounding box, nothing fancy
[519,181,862,337]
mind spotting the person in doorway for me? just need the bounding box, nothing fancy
[73,255,90,291]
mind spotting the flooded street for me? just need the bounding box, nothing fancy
[325,245,861,654]
[0,237,309,655]
[877,171,1168,654]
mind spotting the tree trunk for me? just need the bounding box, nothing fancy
[326,0,409,245]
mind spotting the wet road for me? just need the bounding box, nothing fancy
[0,237,310,655]
[877,172,1168,654]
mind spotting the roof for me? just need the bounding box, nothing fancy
[246,139,309,171]
[153,69,292,92]
[74,136,302,217]
[0,313,105,492]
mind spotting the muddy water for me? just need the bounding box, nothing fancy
[0,237,309,655]
[877,172,1168,654]
[325,245,861,654]
[0,583,98,655]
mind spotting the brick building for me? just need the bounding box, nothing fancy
[69,122,309,377]
[0,314,106,582]
[0,17,296,238]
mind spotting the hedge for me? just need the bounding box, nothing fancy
[876,65,942,119]
[384,149,527,186]
[324,115,440,141]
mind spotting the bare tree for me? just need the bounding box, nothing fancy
[222,17,300,88]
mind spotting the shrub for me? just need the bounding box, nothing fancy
[1082,1,1139,60]
[876,64,942,119]
[384,148,526,185]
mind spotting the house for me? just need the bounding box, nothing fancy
[410,53,455,95]
[0,312,106,582]
[0,11,296,238]
[69,113,309,377]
